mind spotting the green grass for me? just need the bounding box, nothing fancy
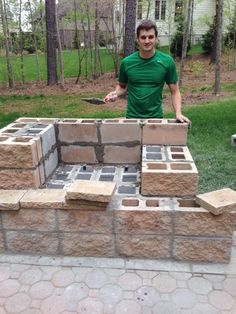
[0,49,115,84]
[0,93,235,193]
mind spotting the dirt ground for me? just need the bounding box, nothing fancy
[0,54,235,113]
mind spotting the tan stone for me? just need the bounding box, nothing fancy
[57,209,113,233]
[196,188,236,215]
[100,122,141,143]
[116,235,171,259]
[6,231,59,255]
[142,120,188,145]
[66,180,116,203]
[61,233,115,257]
[2,209,56,231]
[0,138,41,168]
[20,189,66,209]
[58,122,98,143]
[103,145,141,164]
[60,145,97,163]
[0,190,27,210]
[141,163,198,196]
[0,168,41,189]
[114,208,173,234]
[173,237,232,263]
[64,200,108,211]
[174,208,236,237]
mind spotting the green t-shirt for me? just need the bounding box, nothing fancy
[118,50,178,119]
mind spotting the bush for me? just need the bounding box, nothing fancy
[224,18,236,49]
[201,19,216,54]
[170,16,191,58]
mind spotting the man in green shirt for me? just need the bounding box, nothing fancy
[104,20,189,123]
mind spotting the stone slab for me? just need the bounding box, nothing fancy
[173,237,232,263]
[66,180,116,203]
[20,189,66,209]
[0,190,27,210]
[61,233,115,257]
[6,231,59,255]
[196,188,236,215]
[116,235,171,259]
[64,200,108,211]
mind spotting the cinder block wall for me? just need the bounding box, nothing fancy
[0,189,235,263]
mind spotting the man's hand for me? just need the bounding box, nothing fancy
[104,91,118,103]
[176,114,192,128]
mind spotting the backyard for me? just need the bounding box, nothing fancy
[0,48,235,193]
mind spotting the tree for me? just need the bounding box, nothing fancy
[0,0,14,87]
[45,0,57,85]
[179,0,193,87]
[214,0,223,95]
[124,0,137,57]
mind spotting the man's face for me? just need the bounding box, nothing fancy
[137,28,157,53]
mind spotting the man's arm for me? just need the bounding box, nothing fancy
[168,83,190,123]
[104,83,127,102]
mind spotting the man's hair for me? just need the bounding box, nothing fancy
[136,20,158,38]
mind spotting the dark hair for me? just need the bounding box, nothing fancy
[136,20,158,38]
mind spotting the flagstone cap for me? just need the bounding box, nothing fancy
[196,188,236,215]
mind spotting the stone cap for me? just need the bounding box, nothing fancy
[0,189,27,210]
[66,180,116,203]
[196,188,236,215]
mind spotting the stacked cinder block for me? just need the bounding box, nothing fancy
[57,119,141,164]
[0,119,58,188]
[140,119,198,196]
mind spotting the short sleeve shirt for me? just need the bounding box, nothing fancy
[118,50,178,118]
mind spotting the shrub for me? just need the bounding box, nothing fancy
[170,16,191,58]
[224,17,236,49]
[201,19,216,54]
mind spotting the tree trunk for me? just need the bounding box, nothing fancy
[124,0,137,57]
[93,2,100,79]
[45,0,58,85]
[28,0,42,82]
[146,0,151,19]
[56,3,64,87]
[0,0,14,87]
[214,0,223,95]
[179,0,192,87]
[85,0,94,78]
[19,0,25,84]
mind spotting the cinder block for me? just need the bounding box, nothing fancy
[20,189,66,209]
[44,148,58,178]
[104,145,141,164]
[231,134,236,147]
[115,203,173,235]
[142,145,165,162]
[100,120,141,143]
[116,235,171,259]
[173,237,232,263]
[61,233,115,257]
[174,205,236,237]
[39,124,56,156]
[0,168,41,189]
[66,180,116,203]
[2,208,56,231]
[142,119,188,145]
[57,209,113,233]
[196,188,236,215]
[166,146,193,162]
[58,120,98,143]
[15,117,39,123]
[0,137,41,168]
[6,231,59,255]
[0,190,27,210]
[141,162,198,196]
[0,231,5,251]
[60,145,97,163]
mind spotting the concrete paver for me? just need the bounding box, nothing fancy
[0,233,235,313]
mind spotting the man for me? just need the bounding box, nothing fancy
[104,20,189,123]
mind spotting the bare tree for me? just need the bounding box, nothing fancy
[18,0,25,84]
[93,1,100,79]
[56,2,64,87]
[179,0,192,87]
[214,0,223,95]
[28,0,42,81]
[0,0,14,87]
[45,0,57,85]
[124,0,137,57]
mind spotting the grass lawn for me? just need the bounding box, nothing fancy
[0,93,235,194]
